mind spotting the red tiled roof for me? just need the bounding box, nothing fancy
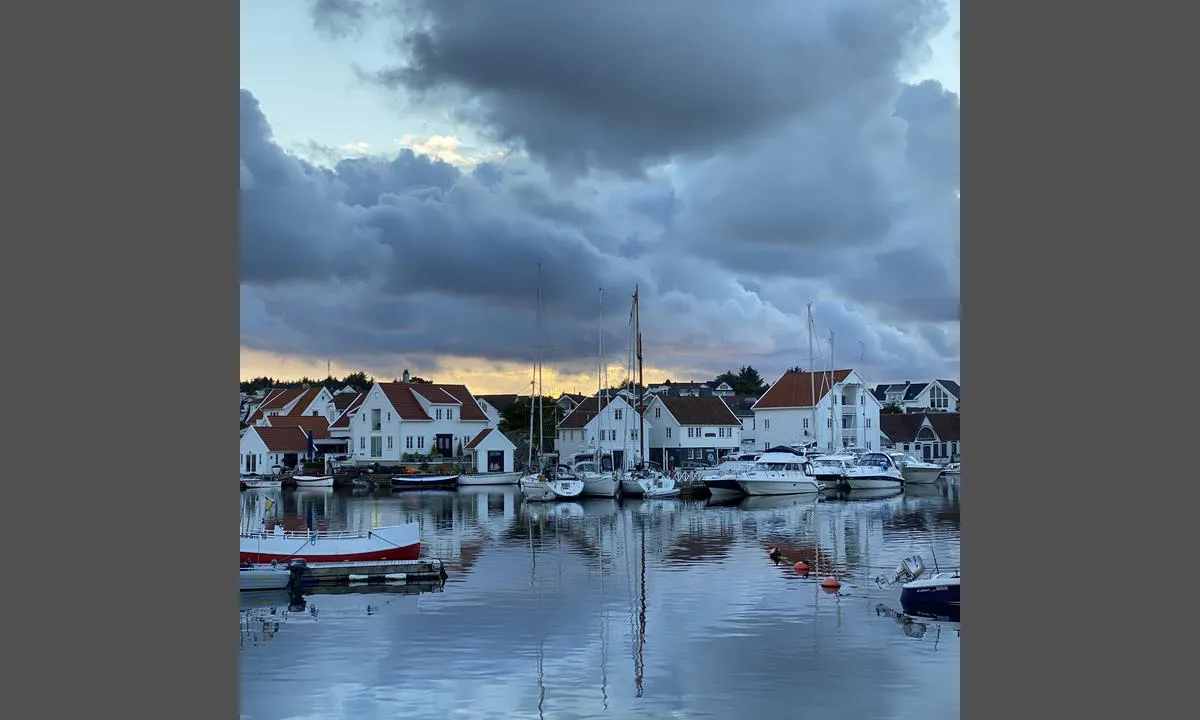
[263,414,331,439]
[246,387,307,424]
[330,392,365,428]
[286,387,325,416]
[465,428,493,449]
[378,382,490,422]
[753,370,852,410]
[879,413,924,444]
[251,426,310,452]
[925,413,960,442]
[332,393,360,411]
[654,396,741,426]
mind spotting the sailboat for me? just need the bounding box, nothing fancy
[519,263,584,503]
[620,286,679,498]
[575,288,623,498]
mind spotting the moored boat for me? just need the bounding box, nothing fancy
[243,477,283,489]
[734,452,821,496]
[842,452,905,490]
[239,522,421,564]
[239,562,291,591]
[457,470,521,486]
[888,452,944,484]
[293,475,334,488]
[390,473,460,490]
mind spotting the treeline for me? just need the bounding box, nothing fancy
[239,370,434,395]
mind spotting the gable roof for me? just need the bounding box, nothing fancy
[332,392,360,411]
[557,393,588,406]
[935,379,961,399]
[245,386,307,424]
[378,382,490,422]
[465,428,494,449]
[477,394,520,413]
[263,414,330,439]
[653,396,741,426]
[330,392,366,429]
[924,412,960,441]
[286,387,326,416]
[557,396,614,429]
[722,394,758,417]
[249,426,311,453]
[879,413,925,444]
[753,370,852,410]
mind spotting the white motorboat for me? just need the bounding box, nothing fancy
[242,476,283,490]
[293,475,334,488]
[734,452,821,496]
[940,462,961,478]
[239,562,292,591]
[842,452,905,490]
[696,452,759,500]
[888,452,944,484]
[808,453,855,489]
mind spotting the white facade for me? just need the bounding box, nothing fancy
[475,398,503,427]
[350,382,492,464]
[643,396,741,465]
[239,427,294,475]
[877,380,960,413]
[555,395,653,468]
[753,369,883,452]
[468,429,518,473]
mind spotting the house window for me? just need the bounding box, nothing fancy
[903,443,910,452]
[655,408,661,418]
[610,430,617,441]
[387,412,391,421]
[867,441,872,449]
[436,408,443,420]
[387,436,394,450]
[666,428,672,438]
[448,408,454,420]
[370,436,382,457]
[312,410,319,416]
[406,436,413,449]
[860,395,864,405]
[929,386,949,410]
[827,418,831,428]
[631,430,637,440]
[764,419,770,430]
[803,418,809,429]
[371,409,381,431]
[418,436,425,449]
[615,409,623,421]
[866,418,871,428]
[361,413,365,423]
[360,437,365,449]
[941,442,948,456]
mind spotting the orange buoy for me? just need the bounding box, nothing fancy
[793,560,809,574]
[821,576,841,590]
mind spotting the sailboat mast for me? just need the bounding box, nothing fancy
[599,288,604,457]
[537,264,544,463]
[807,303,815,450]
[634,286,645,466]
[828,331,836,450]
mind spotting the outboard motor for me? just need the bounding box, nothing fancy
[892,554,926,584]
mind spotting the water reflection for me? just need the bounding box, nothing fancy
[240,479,960,720]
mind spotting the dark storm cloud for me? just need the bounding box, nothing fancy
[243,0,961,384]
[362,0,951,176]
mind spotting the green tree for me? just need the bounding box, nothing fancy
[713,365,768,396]
[500,396,561,453]
[881,403,903,414]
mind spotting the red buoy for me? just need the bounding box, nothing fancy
[793,560,809,575]
[821,576,841,590]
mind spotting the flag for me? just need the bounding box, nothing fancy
[306,429,316,458]
[306,504,314,532]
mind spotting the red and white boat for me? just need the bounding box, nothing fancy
[239,522,421,564]
[293,475,334,488]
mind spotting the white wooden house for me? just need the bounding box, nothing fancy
[879,412,961,461]
[752,369,883,452]
[348,380,493,463]
[643,395,742,467]
[240,425,311,475]
[554,395,652,469]
[871,379,960,413]
[463,428,518,473]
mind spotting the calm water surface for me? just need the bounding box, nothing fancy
[239,480,961,720]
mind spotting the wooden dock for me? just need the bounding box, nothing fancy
[286,557,448,587]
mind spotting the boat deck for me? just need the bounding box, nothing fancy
[249,557,449,586]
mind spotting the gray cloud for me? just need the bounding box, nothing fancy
[242,1,960,386]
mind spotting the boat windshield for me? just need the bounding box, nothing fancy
[857,453,892,467]
[574,461,598,473]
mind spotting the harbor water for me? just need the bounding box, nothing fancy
[239,480,961,719]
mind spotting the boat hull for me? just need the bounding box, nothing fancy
[844,476,903,490]
[239,567,291,591]
[391,474,460,490]
[736,478,821,496]
[550,479,585,499]
[900,575,960,607]
[901,467,943,484]
[243,479,283,489]
[703,478,744,500]
[580,474,620,498]
[238,523,421,564]
[293,475,334,488]
[626,473,677,498]
[457,471,521,486]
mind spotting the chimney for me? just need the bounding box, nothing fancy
[402,369,411,384]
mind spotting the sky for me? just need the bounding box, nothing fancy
[240,0,961,396]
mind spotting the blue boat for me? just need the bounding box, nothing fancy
[899,571,960,608]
